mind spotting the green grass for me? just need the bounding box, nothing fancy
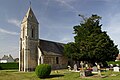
[0,69,120,80]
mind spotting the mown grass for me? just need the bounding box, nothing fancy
[0,69,120,80]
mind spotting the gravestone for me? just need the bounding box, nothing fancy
[97,64,101,76]
[74,64,77,71]
[85,64,89,69]
[113,67,119,72]
[116,64,119,67]
[80,61,85,77]
[109,64,113,70]
[68,65,71,71]
[110,64,113,68]
[92,66,98,72]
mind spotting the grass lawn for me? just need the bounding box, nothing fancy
[0,69,120,80]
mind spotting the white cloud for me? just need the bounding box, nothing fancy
[102,0,119,2]
[103,13,120,36]
[104,13,120,49]
[7,19,21,27]
[55,0,79,13]
[59,37,74,43]
[0,28,19,35]
[56,0,75,3]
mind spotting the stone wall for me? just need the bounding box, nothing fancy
[44,55,68,69]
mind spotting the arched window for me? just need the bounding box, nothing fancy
[56,57,59,64]
[31,28,34,38]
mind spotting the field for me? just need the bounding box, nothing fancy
[0,69,120,80]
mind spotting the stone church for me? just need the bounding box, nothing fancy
[19,7,68,72]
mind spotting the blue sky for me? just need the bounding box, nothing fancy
[0,0,120,58]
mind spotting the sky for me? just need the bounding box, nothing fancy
[0,0,120,58]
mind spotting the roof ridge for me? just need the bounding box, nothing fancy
[39,39,65,44]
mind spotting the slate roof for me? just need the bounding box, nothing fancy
[39,39,65,56]
[2,55,14,60]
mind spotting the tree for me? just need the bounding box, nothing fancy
[64,14,119,64]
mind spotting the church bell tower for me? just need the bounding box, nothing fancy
[19,6,39,72]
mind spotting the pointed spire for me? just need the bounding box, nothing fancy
[22,4,38,24]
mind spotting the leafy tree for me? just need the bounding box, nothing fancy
[64,14,119,64]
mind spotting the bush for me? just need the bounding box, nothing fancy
[107,61,120,66]
[0,66,2,70]
[0,63,19,70]
[35,64,51,78]
[102,61,108,67]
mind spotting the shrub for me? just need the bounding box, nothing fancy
[107,61,120,66]
[0,66,2,70]
[0,62,19,70]
[35,64,51,78]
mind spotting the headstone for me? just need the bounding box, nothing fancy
[74,64,77,71]
[113,67,119,72]
[97,65,100,69]
[116,64,119,67]
[85,64,89,69]
[110,64,113,68]
[97,64,101,76]
[95,62,97,66]
[92,66,98,72]
[109,64,113,70]
[80,61,85,77]
[68,65,71,71]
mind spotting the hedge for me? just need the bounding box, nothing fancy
[0,63,19,70]
[107,61,120,66]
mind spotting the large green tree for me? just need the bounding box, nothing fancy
[64,14,119,63]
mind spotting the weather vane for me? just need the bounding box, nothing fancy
[29,1,31,7]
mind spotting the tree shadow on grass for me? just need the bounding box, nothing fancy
[49,74,64,78]
[40,74,64,79]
